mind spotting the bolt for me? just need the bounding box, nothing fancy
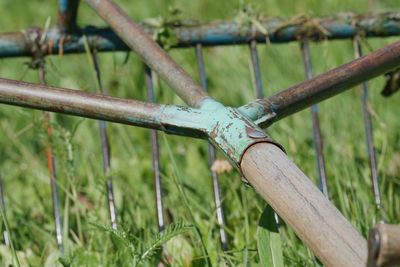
[246,127,267,139]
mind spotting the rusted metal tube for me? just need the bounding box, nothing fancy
[85,0,210,108]
[58,0,80,33]
[353,38,382,214]
[240,40,400,126]
[0,77,207,138]
[300,40,329,197]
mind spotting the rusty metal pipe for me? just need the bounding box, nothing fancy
[85,0,210,108]
[0,77,206,137]
[240,40,400,126]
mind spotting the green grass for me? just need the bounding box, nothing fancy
[0,0,400,266]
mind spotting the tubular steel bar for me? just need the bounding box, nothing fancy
[0,78,208,138]
[195,44,228,251]
[145,65,165,232]
[1,12,400,58]
[300,40,329,197]
[353,38,382,213]
[240,40,400,126]
[91,51,118,229]
[57,0,80,33]
[38,65,64,253]
[85,0,210,108]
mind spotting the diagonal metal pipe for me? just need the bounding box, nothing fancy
[240,40,400,127]
[85,0,210,108]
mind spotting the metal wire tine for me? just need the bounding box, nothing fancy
[57,0,80,33]
[0,174,10,246]
[144,65,165,232]
[249,40,284,226]
[38,64,64,254]
[300,40,329,197]
[353,37,382,216]
[195,44,229,251]
[91,51,118,229]
[249,40,264,99]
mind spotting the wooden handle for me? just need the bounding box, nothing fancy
[368,224,400,267]
[241,142,367,267]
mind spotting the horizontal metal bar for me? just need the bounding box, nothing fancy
[1,12,399,58]
[239,40,400,127]
[0,78,207,138]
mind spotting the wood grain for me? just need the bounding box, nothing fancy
[368,224,400,267]
[241,142,367,267]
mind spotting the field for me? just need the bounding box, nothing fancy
[0,0,399,266]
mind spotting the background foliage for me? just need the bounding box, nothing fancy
[0,0,399,265]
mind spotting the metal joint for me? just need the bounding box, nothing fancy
[202,100,283,168]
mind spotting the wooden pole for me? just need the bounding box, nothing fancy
[241,142,367,266]
[368,224,400,267]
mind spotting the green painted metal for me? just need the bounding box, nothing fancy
[201,99,282,167]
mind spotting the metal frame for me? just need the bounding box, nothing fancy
[0,0,399,265]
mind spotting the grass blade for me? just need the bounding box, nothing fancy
[257,205,284,267]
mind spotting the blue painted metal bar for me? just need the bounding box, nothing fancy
[301,40,329,197]
[57,0,80,33]
[353,38,382,216]
[1,12,400,58]
[144,65,165,232]
[38,65,64,254]
[195,44,228,251]
[91,51,118,229]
